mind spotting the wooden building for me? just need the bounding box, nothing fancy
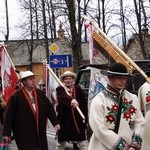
[4,38,89,85]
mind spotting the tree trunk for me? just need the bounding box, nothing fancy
[120,0,127,51]
[64,0,82,72]
[133,0,147,59]
[5,0,9,41]
[41,0,49,63]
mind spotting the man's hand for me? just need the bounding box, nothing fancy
[0,99,7,108]
[54,124,60,133]
[3,136,11,143]
[71,99,79,108]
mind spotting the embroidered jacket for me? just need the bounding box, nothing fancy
[138,82,150,150]
[88,85,144,150]
[138,82,150,114]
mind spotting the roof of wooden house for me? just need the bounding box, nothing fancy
[4,38,72,66]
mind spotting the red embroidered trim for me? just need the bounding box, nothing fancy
[71,86,80,133]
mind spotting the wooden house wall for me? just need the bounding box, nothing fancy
[15,63,45,85]
[15,63,74,86]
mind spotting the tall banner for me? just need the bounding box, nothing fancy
[1,45,19,102]
[45,65,59,110]
[85,23,93,63]
[45,65,85,120]
[85,23,110,64]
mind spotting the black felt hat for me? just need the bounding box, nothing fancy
[107,63,131,76]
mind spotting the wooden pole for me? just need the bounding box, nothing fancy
[83,15,150,84]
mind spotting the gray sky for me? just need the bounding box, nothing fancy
[0,0,22,40]
[0,0,148,43]
[0,0,134,41]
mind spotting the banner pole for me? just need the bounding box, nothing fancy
[83,15,150,84]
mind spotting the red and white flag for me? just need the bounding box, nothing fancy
[1,45,19,102]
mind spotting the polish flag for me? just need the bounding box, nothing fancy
[1,45,19,103]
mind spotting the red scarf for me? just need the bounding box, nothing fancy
[69,86,80,133]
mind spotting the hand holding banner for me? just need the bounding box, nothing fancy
[46,66,85,121]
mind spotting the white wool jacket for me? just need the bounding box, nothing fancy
[138,82,150,150]
[88,86,144,150]
[138,82,150,114]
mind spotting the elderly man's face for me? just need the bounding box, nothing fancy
[109,75,127,90]
[63,76,74,87]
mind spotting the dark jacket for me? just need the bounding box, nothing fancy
[56,85,88,142]
[3,88,59,150]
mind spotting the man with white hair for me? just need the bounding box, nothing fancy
[3,71,60,150]
[55,71,88,150]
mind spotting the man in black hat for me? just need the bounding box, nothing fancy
[138,65,150,150]
[88,63,144,150]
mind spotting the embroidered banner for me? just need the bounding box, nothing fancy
[85,23,109,64]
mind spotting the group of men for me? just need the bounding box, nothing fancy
[1,62,150,150]
[2,70,88,150]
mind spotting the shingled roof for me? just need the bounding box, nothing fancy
[4,38,72,66]
[126,33,150,60]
